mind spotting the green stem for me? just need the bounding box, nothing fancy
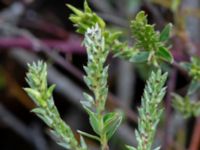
[101,138,109,150]
[99,115,109,150]
[101,144,109,150]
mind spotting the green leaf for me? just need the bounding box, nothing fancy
[84,0,92,13]
[156,46,173,63]
[66,4,83,16]
[103,112,115,122]
[49,129,71,149]
[81,93,94,108]
[154,146,161,150]
[24,88,45,106]
[83,107,100,135]
[159,23,173,42]
[135,11,146,22]
[126,145,137,150]
[188,80,200,95]
[57,142,71,149]
[103,112,123,140]
[47,84,56,98]
[83,76,92,88]
[34,112,53,126]
[78,130,100,141]
[80,136,88,150]
[130,51,150,63]
[24,88,40,99]
[105,31,122,42]
[31,107,46,115]
[83,93,94,103]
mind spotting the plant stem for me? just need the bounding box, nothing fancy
[102,145,109,150]
[101,142,109,150]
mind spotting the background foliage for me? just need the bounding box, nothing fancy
[0,0,200,150]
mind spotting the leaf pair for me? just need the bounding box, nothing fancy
[80,106,123,141]
[103,111,123,140]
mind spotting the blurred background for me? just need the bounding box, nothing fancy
[0,0,200,150]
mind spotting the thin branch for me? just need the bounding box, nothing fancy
[20,13,70,39]
[163,68,177,150]
[0,37,85,53]
[189,117,200,150]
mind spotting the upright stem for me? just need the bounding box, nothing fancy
[101,141,109,150]
[99,117,109,150]
[102,145,109,150]
[189,117,200,150]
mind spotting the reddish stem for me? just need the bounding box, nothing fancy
[189,117,200,150]
[20,17,70,39]
[0,37,85,53]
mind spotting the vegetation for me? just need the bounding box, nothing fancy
[21,0,200,150]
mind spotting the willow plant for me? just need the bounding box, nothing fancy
[24,1,173,150]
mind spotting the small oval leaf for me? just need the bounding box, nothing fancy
[159,23,172,41]
[156,47,173,63]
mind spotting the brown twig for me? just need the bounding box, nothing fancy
[0,37,85,53]
[189,117,200,150]
[20,15,70,39]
